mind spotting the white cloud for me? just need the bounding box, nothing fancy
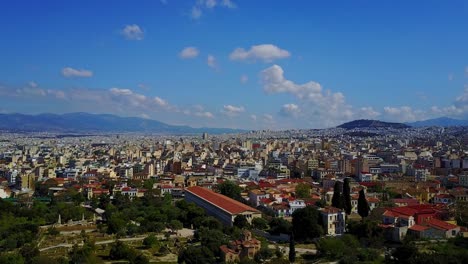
[358,107,381,119]
[29,81,38,88]
[109,88,133,96]
[261,65,321,97]
[47,89,66,99]
[280,103,300,117]
[221,0,236,8]
[205,0,217,8]
[222,104,245,117]
[140,113,150,119]
[240,74,248,84]
[194,111,215,118]
[250,114,257,121]
[263,114,274,122]
[183,105,215,119]
[154,96,169,107]
[261,64,353,127]
[179,47,199,59]
[61,67,93,78]
[383,106,421,122]
[207,55,217,69]
[121,24,144,40]
[230,44,290,62]
[190,0,236,19]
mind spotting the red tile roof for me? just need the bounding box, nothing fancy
[409,224,429,232]
[186,186,259,215]
[425,219,458,231]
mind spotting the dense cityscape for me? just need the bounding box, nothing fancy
[1,1,468,263]
[0,123,467,263]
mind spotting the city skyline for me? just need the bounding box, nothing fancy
[0,0,467,129]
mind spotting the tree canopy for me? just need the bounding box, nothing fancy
[291,206,323,242]
[295,183,311,199]
[216,181,243,201]
[343,178,352,215]
[357,189,370,219]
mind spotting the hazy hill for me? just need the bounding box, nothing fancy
[407,117,468,127]
[0,112,245,134]
[337,119,410,129]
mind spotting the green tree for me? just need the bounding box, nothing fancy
[315,199,326,208]
[289,233,296,263]
[347,220,384,248]
[168,220,183,232]
[0,252,25,264]
[331,181,344,209]
[233,215,249,229]
[69,240,101,264]
[292,206,323,242]
[19,242,39,263]
[268,217,292,235]
[195,227,227,256]
[357,189,369,219]
[143,234,158,248]
[343,178,352,215]
[217,181,242,201]
[252,217,269,230]
[178,245,215,264]
[295,183,311,198]
[316,235,359,261]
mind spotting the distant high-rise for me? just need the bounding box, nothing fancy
[202,132,208,140]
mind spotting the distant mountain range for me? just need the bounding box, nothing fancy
[406,117,468,127]
[0,112,245,134]
[337,119,410,129]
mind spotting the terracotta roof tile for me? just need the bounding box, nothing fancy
[186,186,259,214]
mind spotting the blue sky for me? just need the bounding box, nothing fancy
[0,0,467,129]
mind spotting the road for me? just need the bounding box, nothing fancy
[39,228,195,252]
[268,244,317,255]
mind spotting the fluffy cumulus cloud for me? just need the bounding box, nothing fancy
[190,0,236,19]
[261,64,353,127]
[121,24,144,40]
[222,104,245,117]
[280,103,300,117]
[179,47,199,59]
[230,44,290,62]
[61,67,93,78]
[380,86,468,122]
[358,107,381,119]
[383,106,420,122]
[207,55,217,69]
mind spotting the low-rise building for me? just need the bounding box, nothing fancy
[185,186,262,226]
[320,207,346,236]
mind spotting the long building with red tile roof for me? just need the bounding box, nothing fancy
[185,186,261,226]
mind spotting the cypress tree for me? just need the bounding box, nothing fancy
[357,189,370,219]
[331,181,344,209]
[343,178,352,215]
[289,232,296,263]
